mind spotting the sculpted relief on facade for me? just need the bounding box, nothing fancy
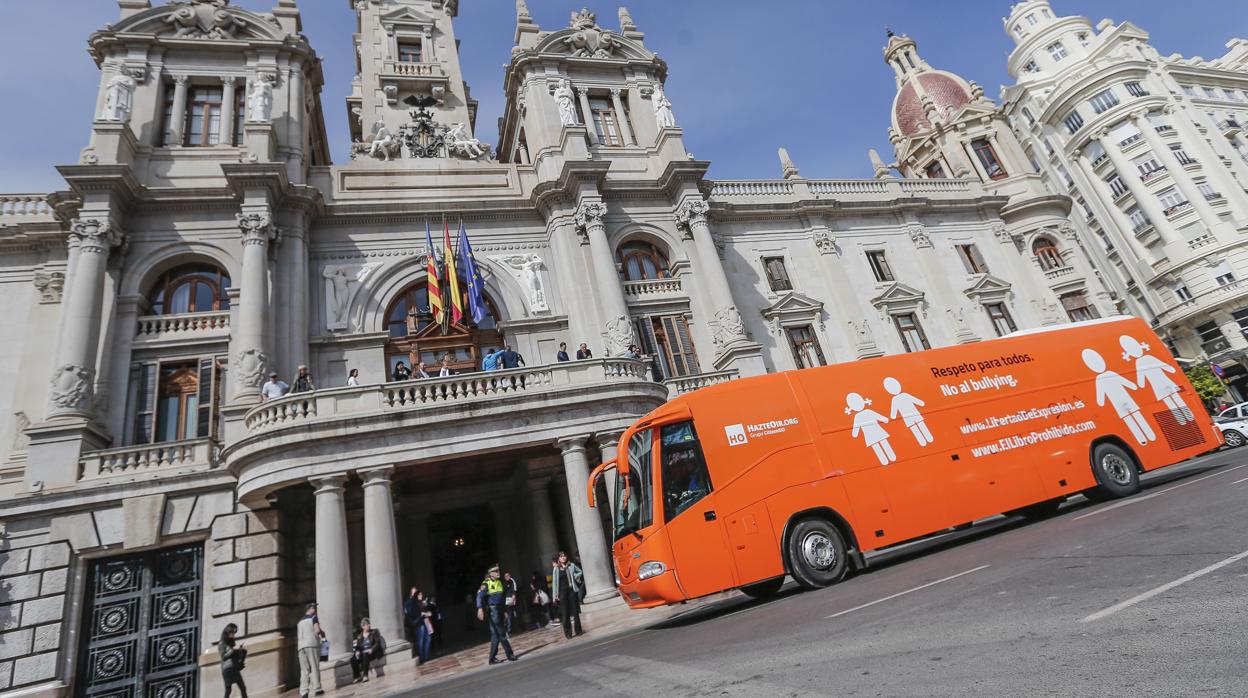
[492,254,549,314]
[322,262,382,330]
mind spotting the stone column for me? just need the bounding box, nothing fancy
[574,200,636,356]
[168,74,189,146]
[527,477,560,566]
[557,436,615,602]
[1099,132,1177,243]
[311,474,353,660]
[610,88,636,146]
[1132,113,1222,224]
[287,61,306,183]
[576,86,598,145]
[232,210,276,402]
[676,197,748,350]
[48,218,124,418]
[220,76,238,146]
[1170,106,1248,210]
[359,467,406,651]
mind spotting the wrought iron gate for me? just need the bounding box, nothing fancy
[76,544,203,698]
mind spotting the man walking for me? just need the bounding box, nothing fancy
[296,603,325,697]
[475,564,517,665]
[499,344,525,369]
[502,571,519,634]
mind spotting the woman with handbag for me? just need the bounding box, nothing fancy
[219,623,248,698]
[551,551,584,639]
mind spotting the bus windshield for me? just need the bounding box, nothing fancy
[614,428,654,540]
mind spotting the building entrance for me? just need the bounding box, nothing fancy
[75,544,203,698]
[427,504,499,650]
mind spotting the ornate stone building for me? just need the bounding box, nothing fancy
[0,1,1163,696]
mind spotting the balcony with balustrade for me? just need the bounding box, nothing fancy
[133,311,230,348]
[380,59,449,95]
[707,178,978,210]
[663,369,738,398]
[622,277,683,303]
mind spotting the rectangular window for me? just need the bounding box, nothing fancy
[1089,88,1119,114]
[1026,13,1038,25]
[1024,60,1039,74]
[233,87,246,146]
[1134,153,1164,179]
[618,428,655,537]
[634,314,699,379]
[589,97,623,146]
[1047,41,1068,61]
[866,250,894,282]
[1199,181,1221,200]
[762,256,793,292]
[397,40,423,63]
[1125,81,1148,97]
[1212,259,1236,287]
[924,160,947,178]
[1127,206,1150,233]
[1111,120,1142,147]
[1147,111,1172,132]
[185,86,224,146]
[971,138,1008,179]
[894,313,930,352]
[1060,291,1100,322]
[956,243,989,274]
[161,89,176,146]
[1181,85,1196,96]
[1224,89,1238,101]
[1234,308,1248,333]
[1158,187,1186,211]
[1021,107,1035,125]
[659,421,713,523]
[1174,284,1193,302]
[1106,172,1129,198]
[786,325,826,369]
[1197,321,1230,355]
[1169,144,1194,165]
[1063,110,1084,134]
[984,303,1017,337]
[1085,140,1107,166]
[1203,86,1217,98]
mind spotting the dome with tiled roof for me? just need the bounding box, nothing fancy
[884,32,974,138]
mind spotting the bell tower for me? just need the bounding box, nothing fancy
[347,0,480,153]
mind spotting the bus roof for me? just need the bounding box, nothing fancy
[1003,315,1138,338]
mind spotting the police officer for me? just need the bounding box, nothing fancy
[476,564,517,665]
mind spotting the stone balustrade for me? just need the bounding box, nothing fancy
[1043,265,1077,282]
[0,194,53,218]
[709,178,974,202]
[80,438,215,482]
[664,369,740,397]
[622,277,683,298]
[135,311,230,338]
[711,180,795,197]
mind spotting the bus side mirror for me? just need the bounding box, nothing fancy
[587,461,611,509]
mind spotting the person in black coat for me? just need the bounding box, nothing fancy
[350,618,383,683]
[218,623,248,698]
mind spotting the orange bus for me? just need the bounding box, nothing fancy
[588,317,1219,607]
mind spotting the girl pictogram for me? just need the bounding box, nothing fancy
[884,377,933,447]
[1082,348,1155,445]
[1120,335,1192,425]
[846,392,896,465]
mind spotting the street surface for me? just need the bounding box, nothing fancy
[406,449,1248,697]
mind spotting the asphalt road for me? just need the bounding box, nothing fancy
[408,449,1248,697]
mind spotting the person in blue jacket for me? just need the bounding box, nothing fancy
[476,564,517,665]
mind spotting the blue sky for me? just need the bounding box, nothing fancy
[0,1,1243,192]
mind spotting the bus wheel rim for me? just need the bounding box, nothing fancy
[1101,453,1132,486]
[801,531,836,570]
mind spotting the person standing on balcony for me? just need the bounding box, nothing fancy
[482,349,502,371]
[260,372,289,402]
[500,345,525,369]
[415,361,432,379]
[576,343,593,360]
[551,551,584,639]
[392,361,412,381]
[291,365,315,393]
[556,342,570,362]
[476,564,518,665]
[296,604,325,698]
[346,368,360,387]
[625,344,642,360]
[439,354,454,376]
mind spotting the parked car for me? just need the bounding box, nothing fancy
[1214,409,1248,448]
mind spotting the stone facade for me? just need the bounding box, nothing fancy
[0,1,1205,697]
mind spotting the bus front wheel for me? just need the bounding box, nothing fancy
[786,518,849,589]
[1087,442,1141,501]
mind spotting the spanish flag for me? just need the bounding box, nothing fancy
[443,218,464,325]
[425,222,444,325]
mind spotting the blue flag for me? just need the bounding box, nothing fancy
[457,221,489,326]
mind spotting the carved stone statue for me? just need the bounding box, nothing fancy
[778,147,800,179]
[101,74,136,122]
[33,271,65,303]
[246,74,275,123]
[653,84,677,129]
[570,8,597,30]
[813,229,838,256]
[554,79,577,127]
[367,120,396,161]
[710,306,747,348]
[603,314,636,357]
[49,364,91,410]
[234,348,268,390]
[165,1,237,40]
[906,223,932,249]
[10,412,29,452]
[446,123,491,160]
[618,6,637,32]
[496,254,548,313]
[322,263,381,330]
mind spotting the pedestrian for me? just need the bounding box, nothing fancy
[439,354,454,376]
[414,589,434,664]
[260,372,288,402]
[346,368,360,387]
[349,618,382,683]
[482,349,502,371]
[529,576,550,629]
[392,361,412,382]
[475,564,517,664]
[576,343,593,360]
[403,586,421,657]
[296,603,325,698]
[625,344,642,360]
[502,571,519,634]
[499,344,525,369]
[427,594,444,653]
[219,623,248,698]
[556,342,570,362]
[415,361,432,378]
[291,365,315,393]
[551,551,584,639]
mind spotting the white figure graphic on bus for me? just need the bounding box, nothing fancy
[884,377,933,447]
[1082,347,1156,445]
[846,392,896,465]
[1120,334,1192,425]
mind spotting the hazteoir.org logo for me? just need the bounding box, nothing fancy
[724,424,748,447]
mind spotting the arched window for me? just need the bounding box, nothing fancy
[384,281,503,376]
[149,263,231,314]
[616,241,670,281]
[1032,236,1065,271]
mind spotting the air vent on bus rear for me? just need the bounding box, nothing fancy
[1152,410,1206,451]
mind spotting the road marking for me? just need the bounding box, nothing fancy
[824,564,990,619]
[1079,548,1248,623]
[1072,462,1248,521]
[1233,476,1248,485]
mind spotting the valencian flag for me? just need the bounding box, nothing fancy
[443,218,464,325]
[424,222,444,326]
[457,220,489,325]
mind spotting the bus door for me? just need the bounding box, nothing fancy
[657,420,736,598]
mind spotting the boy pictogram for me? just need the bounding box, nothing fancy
[846,392,896,465]
[1082,347,1156,445]
[884,377,933,447]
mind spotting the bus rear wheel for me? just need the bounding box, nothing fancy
[1087,442,1141,501]
[740,576,784,599]
[786,518,849,589]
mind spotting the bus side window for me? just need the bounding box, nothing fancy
[660,421,713,522]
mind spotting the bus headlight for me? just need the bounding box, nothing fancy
[637,561,666,580]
